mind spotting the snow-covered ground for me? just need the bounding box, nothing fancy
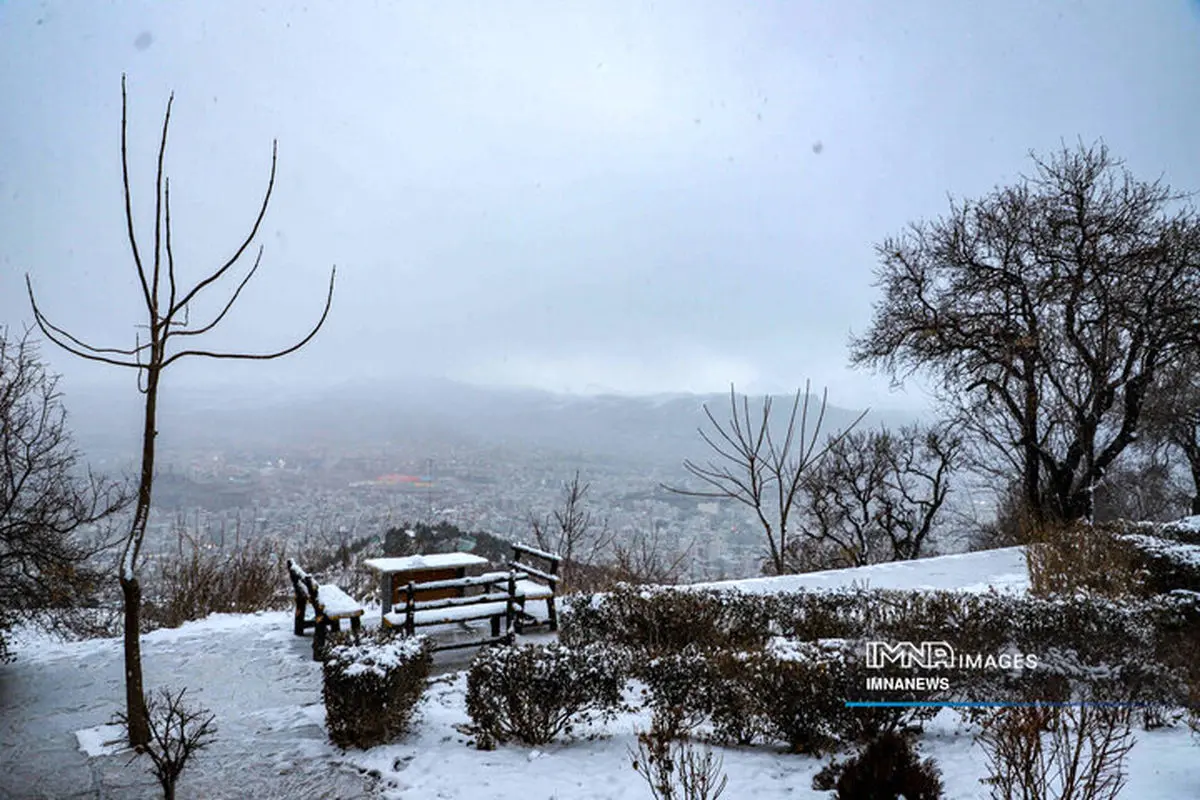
[1,547,1196,799]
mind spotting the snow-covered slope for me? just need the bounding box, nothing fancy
[1,547,1196,799]
[696,546,1029,594]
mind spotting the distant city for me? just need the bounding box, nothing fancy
[64,377,936,580]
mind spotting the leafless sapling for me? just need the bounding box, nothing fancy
[663,382,864,575]
[116,686,217,800]
[530,470,614,592]
[26,76,335,746]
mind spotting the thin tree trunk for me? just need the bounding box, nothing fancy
[122,362,160,748]
[119,575,149,747]
[1021,361,1043,527]
[1190,462,1200,517]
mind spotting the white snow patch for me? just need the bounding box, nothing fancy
[75,723,127,758]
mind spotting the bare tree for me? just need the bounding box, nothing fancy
[530,470,614,591]
[0,328,128,659]
[25,76,334,746]
[851,142,1200,526]
[116,686,217,800]
[796,424,961,568]
[663,382,864,575]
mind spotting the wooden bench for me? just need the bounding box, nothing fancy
[286,559,365,660]
[501,542,561,632]
[382,570,520,651]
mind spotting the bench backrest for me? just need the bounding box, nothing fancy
[286,558,326,615]
[511,543,561,590]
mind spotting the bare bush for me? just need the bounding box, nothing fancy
[116,686,217,800]
[976,703,1136,800]
[630,720,728,800]
[610,525,692,586]
[143,538,287,630]
[1024,522,1147,600]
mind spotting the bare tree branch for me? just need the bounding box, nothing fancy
[664,383,864,575]
[167,140,278,319]
[162,265,335,366]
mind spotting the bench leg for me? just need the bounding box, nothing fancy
[491,615,500,638]
[350,616,361,634]
[294,595,307,636]
[547,597,558,632]
[312,620,327,662]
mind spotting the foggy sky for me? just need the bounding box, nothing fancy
[2,1,1199,410]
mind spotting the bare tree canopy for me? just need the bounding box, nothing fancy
[851,141,1200,525]
[1140,350,1200,516]
[796,424,961,568]
[664,382,864,575]
[0,328,128,659]
[25,76,335,746]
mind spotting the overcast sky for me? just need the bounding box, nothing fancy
[2,1,1199,410]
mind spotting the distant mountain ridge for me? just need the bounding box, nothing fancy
[61,376,922,466]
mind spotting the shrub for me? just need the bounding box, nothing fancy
[635,646,722,739]
[976,700,1136,800]
[143,538,288,630]
[465,642,628,747]
[705,649,771,747]
[115,686,216,800]
[812,730,944,800]
[1025,521,1148,600]
[741,640,850,754]
[322,631,432,749]
[630,720,729,800]
[1156,517,1200,546]
[1116,533,1200,595]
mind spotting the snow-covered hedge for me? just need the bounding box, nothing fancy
[569,583,1200,721]
[564,584,1170,664]
[322,632,433,749]
[635,638,938,753]
[1116,532,1200,595]
[465,642,629,748]
[561,585,775,652]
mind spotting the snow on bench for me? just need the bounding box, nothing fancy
[384,572,521,651]
[315,584,364,618]
[286,559,365,660]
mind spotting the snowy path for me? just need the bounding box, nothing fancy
[0,612,378,799]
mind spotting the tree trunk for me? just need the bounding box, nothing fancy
[120,574,150,747]
[1020,358,1043,527]
[1187,458,1200,517]
[122,362,160,748]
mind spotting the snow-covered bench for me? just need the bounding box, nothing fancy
[383,570,521,651]
[502,542,561,632]
[286,559,365,660]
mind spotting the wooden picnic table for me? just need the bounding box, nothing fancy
[362,552,491,622]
